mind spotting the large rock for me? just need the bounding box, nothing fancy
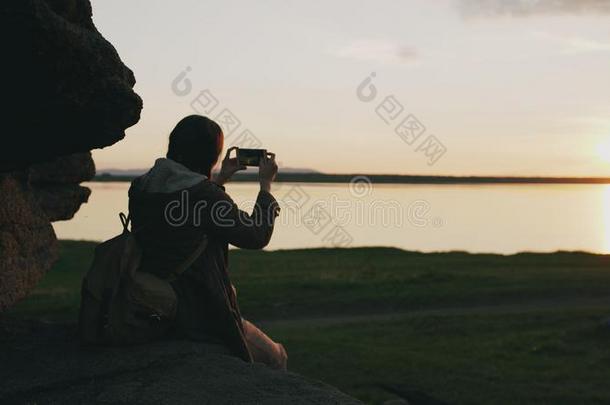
[0,0,142,311]
[1,0,142,172]
[29,152,96,221]
[0,321,362,404]
[0,153,95,311]
[0,175,59,312]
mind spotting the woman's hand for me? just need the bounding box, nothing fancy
[259,152,278,193]
[214,146,246,186]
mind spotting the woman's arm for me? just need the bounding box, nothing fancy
[201,185,279,249]
[199,153,280,249]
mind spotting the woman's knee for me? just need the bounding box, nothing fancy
[275,342,288,371]
[242,319,288,371]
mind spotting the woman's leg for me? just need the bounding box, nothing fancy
[242,318,288,371]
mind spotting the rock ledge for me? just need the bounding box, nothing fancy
[0,321,361,404]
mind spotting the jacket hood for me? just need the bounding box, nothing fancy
[131,158,207,194]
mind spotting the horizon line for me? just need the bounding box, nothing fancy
[94,171,610,184]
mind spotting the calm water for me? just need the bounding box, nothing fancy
[53,182,610,254]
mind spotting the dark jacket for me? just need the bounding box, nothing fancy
[128,158,279,361]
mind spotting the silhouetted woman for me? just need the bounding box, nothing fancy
[128,115,287,370]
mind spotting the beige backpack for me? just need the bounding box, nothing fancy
[78,213,207,345]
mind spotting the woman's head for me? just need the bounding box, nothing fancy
[166,115,224,177]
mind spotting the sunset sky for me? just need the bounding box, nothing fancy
[91,0,610,176]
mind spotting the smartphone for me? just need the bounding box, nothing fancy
[236,148,268,167]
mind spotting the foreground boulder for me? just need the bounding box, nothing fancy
[29,152,96,222]
[0,0,142,311]
[0,321,361,404]
[1,0,142,172]
[0,153,95,312]
[0,176,59,312]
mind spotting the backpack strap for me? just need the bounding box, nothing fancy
[121,211,207,280]
[119,212,130,233]
[168,235,209,280]
[121,212,147,235]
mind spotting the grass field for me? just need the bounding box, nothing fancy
[7,241,610,404]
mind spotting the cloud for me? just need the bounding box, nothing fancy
[563,37,610,52]
[457,0,610,18]
[334,40,418,65]
[535,31,610,53]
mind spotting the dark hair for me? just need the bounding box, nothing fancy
[166,115,224,178]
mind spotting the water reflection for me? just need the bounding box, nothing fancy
[53,182,610,254]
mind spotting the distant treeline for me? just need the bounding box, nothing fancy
[93,172,610,184]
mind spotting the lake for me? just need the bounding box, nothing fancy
[53,182,610,254]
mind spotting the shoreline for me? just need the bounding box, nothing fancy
[56,240,610,257]
[93,173,610,184]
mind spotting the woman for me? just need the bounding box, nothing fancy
[128,115,287,370]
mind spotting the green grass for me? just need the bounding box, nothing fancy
[6,241,610,404]
[269,309,610,404]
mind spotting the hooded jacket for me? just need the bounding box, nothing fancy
[128,158,279,361]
